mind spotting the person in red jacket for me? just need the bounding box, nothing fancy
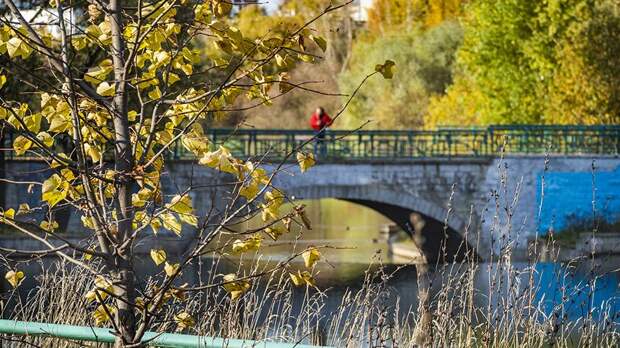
[309,107,332,157]
[310,107,333,131]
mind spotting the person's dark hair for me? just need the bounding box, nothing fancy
[317,107,325,116]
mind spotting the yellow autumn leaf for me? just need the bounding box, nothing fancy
[213,0,232,17]
[174,312,196,331]
[42,174,68,208]
[17,203,30,215]
[40,220,59,232]
[96,81,115,97]
[179,213,198,227]
[2,208,16,220]
[167,194,193,215]
[264,226,285,240]
[150,249,167,266]
[161,212,182,236]
[289,270,315,288]
[84,143,102,162]
[132,187,153,207]
[36,132,54,147]
[48,114,72,133]
[231,234,262,254]
[309,34,327,52]
[5,270,24,288]
[83,249,94,261]
[164,262,180,277]
[6,37,33,59]
[0,75,6,89]
[302,247,321,268]
[92,304,116,326]
[13,135,33,156]
[375,60,396,79]
[222,273,250,301]
[150,217,162,235]
[71,35,89,50]
[148,86,162,100]
[296,152,315,173]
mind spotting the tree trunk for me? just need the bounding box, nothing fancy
[108,0,137,346]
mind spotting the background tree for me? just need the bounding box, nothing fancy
[0,0,366,346]
[338,21,462,129]
[428,0,620,126]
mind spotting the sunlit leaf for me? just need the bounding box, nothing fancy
[289,270,315,287]
[42,174,68,208]
[5,270,24,288]
[296,152,315,173]
[17,203,30,215]
[264,226,285,240]
[164,262,180,277]
[40,220,59,232]
[167,194,193,215]
[96,81,115,97]
[13,136,33,156]
[150,249,167,266]
[174,312,196,331]
[222,273,250,300]
[232,234,262,253]
[302,247,321,268]
[36,132,54,147]
[92,304,116,326]
[1,208,15,221]
[161,212,182,236]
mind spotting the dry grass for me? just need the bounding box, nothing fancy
[1,248,618,347]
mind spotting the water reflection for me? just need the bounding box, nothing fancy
[229,199,620,322]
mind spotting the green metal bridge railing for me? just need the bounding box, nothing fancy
[169,125,620,160]
[3,125,620,162]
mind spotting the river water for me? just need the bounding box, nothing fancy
[220,199,620,323]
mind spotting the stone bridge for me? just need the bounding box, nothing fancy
[186,157,618,262]
[2,126,620,262]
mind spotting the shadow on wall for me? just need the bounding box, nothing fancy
[345,199,478,263]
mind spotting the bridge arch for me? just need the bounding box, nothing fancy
[284,184,476,262]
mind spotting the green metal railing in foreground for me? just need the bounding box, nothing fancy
[169,125,620,161]
[0,319,331,348]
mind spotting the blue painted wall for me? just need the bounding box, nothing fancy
[537,165,620,234]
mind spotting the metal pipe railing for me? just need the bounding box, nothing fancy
[0,320,332,348]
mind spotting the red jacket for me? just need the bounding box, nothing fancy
[310,111,333,131]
